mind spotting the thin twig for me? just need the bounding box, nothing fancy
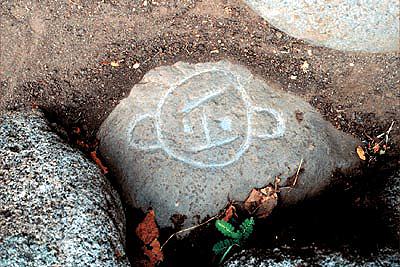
[274,176,280,192]
[385,121,395,144]
[289,158,304,191]
[160,215,219,251]
[377,121,395,139]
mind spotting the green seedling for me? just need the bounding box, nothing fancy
[212,217,255,264]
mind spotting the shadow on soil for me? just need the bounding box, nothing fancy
[126,157,399,267]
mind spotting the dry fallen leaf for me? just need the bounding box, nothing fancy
[300,61,309,73]
[244,186,278,219]
[244,189,263,209]
[90,151,109,174]
[373,143,380,154]
[136,209,163,267]
[257,191,278,219]
[356,146,366,161]
[222,204,236,222]
[136,209,159,245]
[143,239,164,267]
[72,127,81,134]
[110,61,120,67]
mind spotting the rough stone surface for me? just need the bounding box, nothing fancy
[98,61,361,228]
[244,0,400,52]
[0,111,130,266]
[224,247,400,267]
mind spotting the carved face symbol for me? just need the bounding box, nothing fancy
[129,70,285,168]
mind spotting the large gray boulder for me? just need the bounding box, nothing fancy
[224,247,400,267]
[0,111,130,266]
[98,61,361,228]
[244,0,400,52]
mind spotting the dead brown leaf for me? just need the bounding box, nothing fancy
[136,209,159,245]
[373,143,380,153]
[143,239,164,267]
[244,186,278,219]
[72,127,81,134]
[244,189,264,210]
[222,204,236,222]
[136,209,163,267]
[110,61,120,67]
[356,146,366,161]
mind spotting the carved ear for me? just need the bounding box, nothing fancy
[128,114,161,150]
[252,107,286,139]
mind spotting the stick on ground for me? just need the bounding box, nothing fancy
[160,215,219,251]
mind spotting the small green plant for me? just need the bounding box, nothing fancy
[212,217,255,264]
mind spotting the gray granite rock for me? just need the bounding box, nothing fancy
[224,247,400,267]
[244,0,400,52]
[98,61,361,228]
[0,111,130,267]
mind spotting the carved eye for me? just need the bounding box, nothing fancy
[216,117,232,132]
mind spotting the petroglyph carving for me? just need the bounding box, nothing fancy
[128,69,286,168]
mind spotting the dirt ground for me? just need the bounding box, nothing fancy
[1,0,399,143]
[1,0,399,266]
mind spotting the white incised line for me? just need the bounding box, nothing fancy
[128,67,286,168]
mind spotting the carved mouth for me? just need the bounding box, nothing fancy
[188,136,239,152]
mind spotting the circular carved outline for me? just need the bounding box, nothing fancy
[155,69,253,168]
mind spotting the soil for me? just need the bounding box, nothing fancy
[1,1,399,266]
